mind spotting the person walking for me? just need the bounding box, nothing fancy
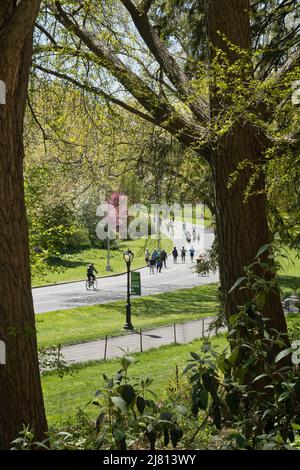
[145,249,150,266]
[197,232,200,243]
[149,257,156,274]
[172,247,178,264]
[192,229,196,242]
[161,249,167,268]
[186,231,191,244]
[189,246,195,263]
[181,246,187,263]
[156,257,163,273]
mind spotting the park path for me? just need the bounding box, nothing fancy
[61,316,225,364]
[33,222,217,313]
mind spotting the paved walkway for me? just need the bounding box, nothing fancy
[62,316,225,364]
[33,222,216,313]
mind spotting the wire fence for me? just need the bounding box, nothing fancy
[61,316,223,364]
[44,317,227,427]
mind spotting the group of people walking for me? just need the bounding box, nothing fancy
[172,246,196,264]
[145,249,168,274]
[184,227,201,244]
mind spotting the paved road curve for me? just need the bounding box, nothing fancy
[33,224,217,314]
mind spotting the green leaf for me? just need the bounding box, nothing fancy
[163,429,169,447]
[111,396,127,413]
[253,374,269,383]
[136,396,145,414]
[113,429,125,442]
[275,348,292,363]
[190,351,201,361]
[96,412,105,432]
[176,405,188,416]
[118,384,136,405]
[229,277,247,294]
[182,363,195,374]
[256,244,271,258]
[170,425,183,448]
[201,342,211,353]
[228,347,240,366]
[255,290,266,309]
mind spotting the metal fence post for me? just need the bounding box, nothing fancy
[202,318,205,339]
[104,335,108,360]
[174,323,177,344]
[140,329,143,352]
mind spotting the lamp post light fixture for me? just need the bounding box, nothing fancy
[123,249,134,330]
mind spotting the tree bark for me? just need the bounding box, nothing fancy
[0,1,47,449]
[207,0,288,336]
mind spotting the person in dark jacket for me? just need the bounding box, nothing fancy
[161,249,167,268]
[172,247,178,264]
[181,247,187,263]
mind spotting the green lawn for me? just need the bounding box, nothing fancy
[42,334,227,427]
[36,249,300,349]
[279,249,300,297]
[37,283,219,348]
[40,247,300,428]
[32,237,173,287]
[43,315,300,427]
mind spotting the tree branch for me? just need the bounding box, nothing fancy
[274,48,300,81]
[53,1,206,148]
[120,0,209,123]
[34,63,206,149]
[34,64,159,125]
[35,22,57,45]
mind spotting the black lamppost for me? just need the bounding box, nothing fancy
[123,249,134,330]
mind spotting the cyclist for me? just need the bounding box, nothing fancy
[87,263,98,284]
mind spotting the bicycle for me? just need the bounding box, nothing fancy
[86,277,98,291]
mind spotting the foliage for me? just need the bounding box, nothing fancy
[184,248,300,450]
[38,346,73,378]
[90,352,186,450]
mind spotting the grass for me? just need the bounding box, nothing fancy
[42,334,227,427]
[278,249,300,297]
[36,283,219,348]
[43,316,300,427]
[40,246,300,427]
[32,237,173,287]
[36,248,300,349]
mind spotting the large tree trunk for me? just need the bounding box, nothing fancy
[207,0,288,336]
[0,1,47,449]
